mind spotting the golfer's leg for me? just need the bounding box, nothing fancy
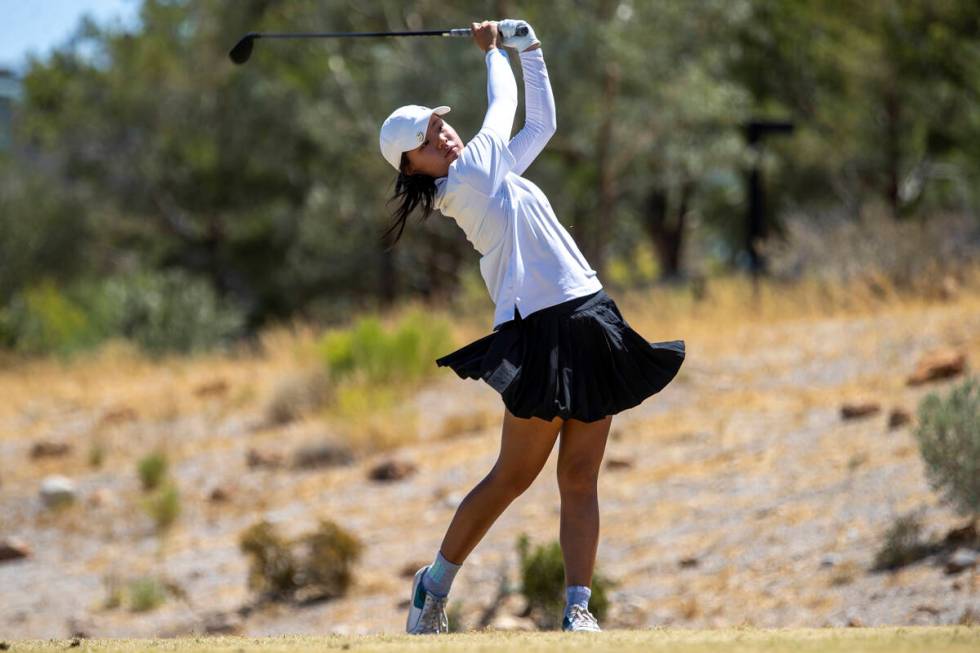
[556,415,612,586]
[438,407,563,564]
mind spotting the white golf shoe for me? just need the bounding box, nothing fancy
[562,604,602,632]
[406,565,449,634]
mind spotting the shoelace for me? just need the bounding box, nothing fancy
[567,604,600,630]
[420,593,449,632]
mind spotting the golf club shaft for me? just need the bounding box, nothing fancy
[248,29,472,40]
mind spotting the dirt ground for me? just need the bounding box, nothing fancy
[1,284,978,638]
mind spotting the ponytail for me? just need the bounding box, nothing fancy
[382,153,437,250]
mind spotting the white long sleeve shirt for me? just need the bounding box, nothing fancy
[434,47,603,331]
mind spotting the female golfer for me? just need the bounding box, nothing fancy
[379,20,685,634]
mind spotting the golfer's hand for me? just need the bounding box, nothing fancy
[499,19,540,52]
[471,21,500,53]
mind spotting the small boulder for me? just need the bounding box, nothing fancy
[907,350,967,386]
[208,485,233,502]
[30,441,72,459]
[945,548,978,575]
[605,457,633,471]
[291,440,354,470]
[368,459,417,482]
[0,538,31,563]
[201,610,243,635]
[40,475,77,508]
[888,408,912,430]
[246,448,285,469]
[840,401,881,420]
[99,406,137,427]
[678,556,699,569]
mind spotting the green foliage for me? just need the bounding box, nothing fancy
[872,513,934,571]
[239,518,363,602]
[914,377,980,519]
[80,270,245,356]
[1,282,104,356]
[318,307,452,386]
[137,450,169,491]
[141,481,181,533]
[515,533,614,630]
[126,576,168,612]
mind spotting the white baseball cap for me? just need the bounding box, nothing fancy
[379,104,451,171]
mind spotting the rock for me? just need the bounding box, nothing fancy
[907,350,967,386]
[887,408,912,430]
[840,401,880,420]
[201,610,243,635]
[246,448,285,469]
[368,459,417,482]
[488,614,536,631]
[30,440,72,459]
[945,548,978,574]
[208,485,233,502]
[942,523,978,547]
[847,615,864,627]
[291,440,354,470]
[678,556,699,569]
[820,553,842,568]
[40,475,77,508]
[0,538,30,562]
[605,457,633,471]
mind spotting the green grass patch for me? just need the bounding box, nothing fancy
[7,627,979,652]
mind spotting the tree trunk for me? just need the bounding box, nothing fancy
[643,183,690,281]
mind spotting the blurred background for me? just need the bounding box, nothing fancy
[0,0,978,640]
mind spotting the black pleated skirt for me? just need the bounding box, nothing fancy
[435,288,685,423]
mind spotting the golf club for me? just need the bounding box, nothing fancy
[229,24,528,65]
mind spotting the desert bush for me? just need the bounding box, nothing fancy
[318,307,452,386]
[81,270,245,356]
[760,210,979,293]
[127,576,168,612]
[0,282,104,355]
[914,376,980,522]
[0,271,245,357]
[265,368,331,426]
[239,518,362,603]
[515,533,614,630]
[872,513,934,571]
[137,451,169,491]
[141,481,181,532]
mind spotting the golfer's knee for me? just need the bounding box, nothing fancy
[557,464,599,496]
[486,468,538,499]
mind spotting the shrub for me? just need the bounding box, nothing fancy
[914,376,980,522]
[127,576,168,612]
[1,281,104,355]
[137,451,169,491]
[872,513,934,571]
[515,533,614,630]
[318,307,452,386]
[82,270,245,356]
[239,518,362,603]
[141,481,181,533]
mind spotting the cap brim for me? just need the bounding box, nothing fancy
[432,106,451,116]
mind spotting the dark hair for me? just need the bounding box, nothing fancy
[382,153,437,250]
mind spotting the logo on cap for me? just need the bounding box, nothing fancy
[416,131,424,144]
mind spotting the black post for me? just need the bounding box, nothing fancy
[743,120,794,281]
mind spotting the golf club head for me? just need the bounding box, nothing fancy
[229,33,257,65]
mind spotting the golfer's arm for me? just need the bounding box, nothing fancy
[508,47,557,176]
[480,48,518,140]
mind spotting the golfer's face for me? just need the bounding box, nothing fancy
[405,112,461,178]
